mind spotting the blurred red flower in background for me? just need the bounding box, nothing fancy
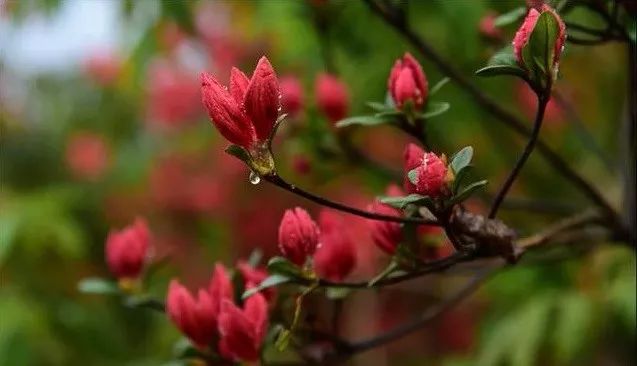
[65,132,111,181]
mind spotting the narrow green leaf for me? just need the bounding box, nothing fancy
[335,115,387,128]
[267,256,302,277]
[366,101,390,112]
[421,102,450,119]
[494,7,527,27]
[452,165,473,194]
[242,274,291,299]
[450,146,474,174]
[476,45,527,79]
[379,194,428,209]
[77,278,119,295]
[429,77,450,96]
[224,144,251,164]
[407,168,419,185]
[450,180,488,205]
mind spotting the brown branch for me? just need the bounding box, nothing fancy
[264,173,441,226]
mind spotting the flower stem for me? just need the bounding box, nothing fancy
[264,173,441,226]
[488,95,549,219]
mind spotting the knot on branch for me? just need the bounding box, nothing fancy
[451,209,517,262]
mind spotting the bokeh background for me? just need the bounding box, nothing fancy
[0,0,634,365]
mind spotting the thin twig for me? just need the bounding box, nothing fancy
[264,173,441,226]
[489,95,549,218]
[552,90,614,171]
[337,266,498,357]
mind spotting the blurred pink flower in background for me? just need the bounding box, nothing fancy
[65,131,111,181]
[315,73,349,124]
[83,50,122,87]
[146,61,201,130]
[105,217,151,280]
[479,12,503,41]
[280,75,304,117]
[516,82,565,125]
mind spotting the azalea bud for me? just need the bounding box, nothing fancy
[208,263,234,309]
[201,56,281,148]
[403,143,425,193]
[105,218,150,280]
[315,73,349,123]
[217,293,269,362]
[280,76,304,117]
[313,230,356,282]
[166,280,219,349]
[201,72,256,148]
[512,5,566,72]
[243,56,281,140]
[413,152,448,197]
[388,53,428,109]
[278,207,320,266]
[368,202,403,255]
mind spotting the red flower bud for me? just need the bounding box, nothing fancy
[413,152,448,197]
[243,56,281,140]
[201,56,281,147]
[278,207,320,266]
[315,73,349,123]
[208,263,234,309]
[512,5,566,70]
[313,230,356,282]
[280,76,304,117]
[403,143,425,193]
[105,218,150,280]
[201,72,256,148]
[388,53,428,109]
[166,280,219,348]
[218,293,269,362]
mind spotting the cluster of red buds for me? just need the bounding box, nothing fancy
[166,264,269,362]
[92,5,573,361]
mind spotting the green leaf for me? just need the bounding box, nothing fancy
[450,146,473,174]
[429,77,450,96]
[267,256,302,277]
[335,115,387,128]
[494,7,527,27]
[247,248,263,267]
[366,101,390,112]
[553,294,595,365]
[77,278,119,295]
[224,144,251,164]
[242,274,291,299]
[450,180,488,205]
[476,46,527,78]
[379,194,428,209]
[452,165,473,194]
[421,101,450,119]
[521,11,560,87]
[407,168,419,185]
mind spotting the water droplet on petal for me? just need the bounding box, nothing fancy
[249,170,261,185]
